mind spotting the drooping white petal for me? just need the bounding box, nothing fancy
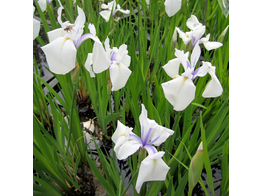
[186,15,203,30]
[115,4,130,15]
[92,41,111,73]
[201,62,223,97]
[38,0,47,12]
[41,37,77,74]
[47,28,66,42]
[121,54,131,67]
[112,121,133,153]
[110,62,132,91]
[164,0,182,17]
[135,152,170,193]
[99,10,112,22]
[33,18,40,40]
[162,76,196,111]
[175,49,191,70]
[163,58,181,78]
[203,41,223,51]
[116,140,142,160]
[176,27,192,45]
[84,53,95,77]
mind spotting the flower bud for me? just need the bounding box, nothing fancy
[188,142,204,191]
[217,25,229,43]
[71,63,80,85]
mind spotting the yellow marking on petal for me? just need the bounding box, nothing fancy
[61,37,70,50]
[118,133,125,138]
[173,75,180,79]
[180,77,188,88]
[153,159,157,172]
[211,68,215,73]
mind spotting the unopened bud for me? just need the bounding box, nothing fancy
[218,25,229,43]
[188,142,204,191]
[71,63,80,85]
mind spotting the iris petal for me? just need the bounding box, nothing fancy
[41,37,77,74]
[135,152,169,193]
[162,76,196,111]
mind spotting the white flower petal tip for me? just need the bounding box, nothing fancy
[162,77,196,111]
[164,0,182,17]
[41,37,77,74]
[135,151,170,193]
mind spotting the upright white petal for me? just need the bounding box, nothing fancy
[163,58,181,78]
[92,41,111,73]
[190,42,201,68]
[74,6,86,32]
[110,62,132,91]
[175,49,191,70]
[88,23,96,36]
[84,53,95,77]
[164,0,182,17]
[99,10,112,22]
[162,76,196,111]
[201,62,223,97]
[41,37,77,74]
[186,15,203,30]
[136,152,170,193]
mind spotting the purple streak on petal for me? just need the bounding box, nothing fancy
[144,144,157,155]
[129,134,143,144]
[149,135,160,145]
[75,33,93,49]
[112,9,119,17]
[192,67,200,80]
[110,52,116,61]
[143,127,152,146]
[186,60,191,69]
[141,125,144,141]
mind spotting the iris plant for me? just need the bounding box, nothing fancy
[112,104,174,193]
[99,0,130,22]
[162,43,223,111]
[176,15,223,50]
[41,5,99,74]
[85,37,132,91]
